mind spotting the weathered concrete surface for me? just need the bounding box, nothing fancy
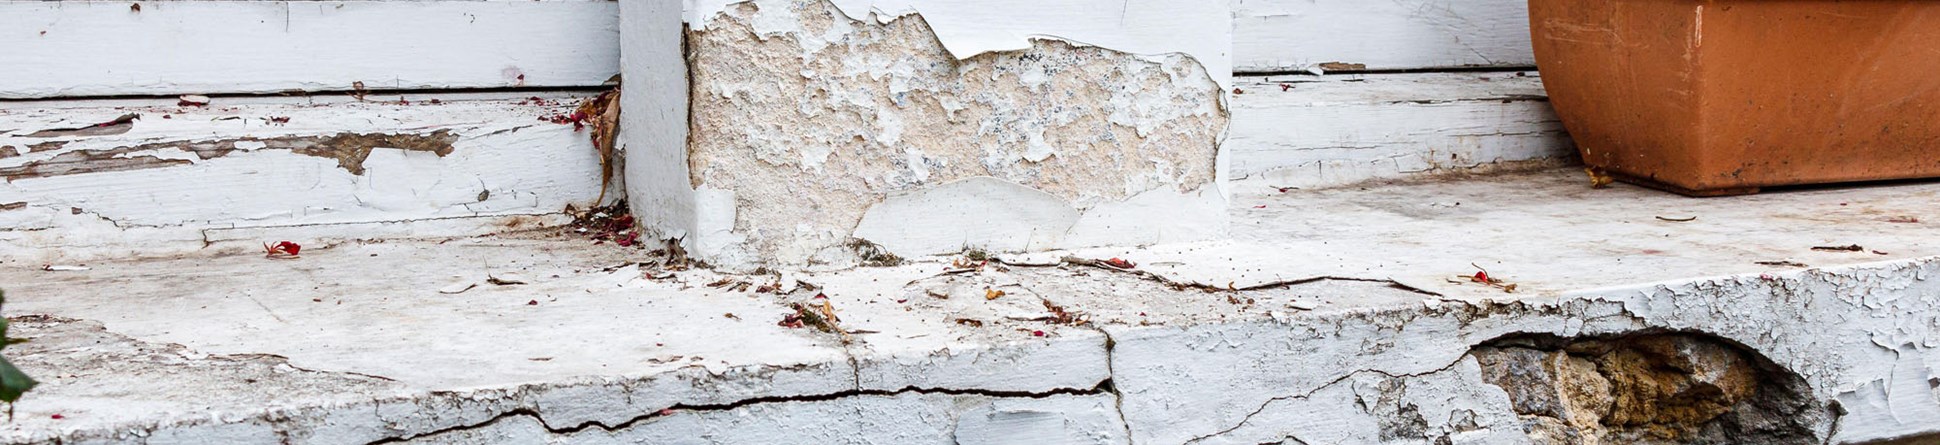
[0,94,609,264]
[663,0,1228,269]
[2,169,1939,444]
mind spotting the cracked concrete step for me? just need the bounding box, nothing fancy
[1227,72,1575,192]
[1,169,1937,443]
[0,93,612,264]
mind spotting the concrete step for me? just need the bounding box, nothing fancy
[2,168,1935,444]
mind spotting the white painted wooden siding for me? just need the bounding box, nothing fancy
[0,1,619,99]
[1233,0,1536,73]
[0,93,606,261]
[1226,72,1573,190]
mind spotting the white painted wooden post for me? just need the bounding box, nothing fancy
[618,0,698,253]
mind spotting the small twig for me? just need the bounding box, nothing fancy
[1655,216,1698,222]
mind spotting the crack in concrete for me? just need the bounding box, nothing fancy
[1181,354,1472,444]
[1092,327,1134,444]
[1008,256,1444,297]
[362,382,1115,444]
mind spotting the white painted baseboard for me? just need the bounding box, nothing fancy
[1,1,619,98]
[0,93,608,262]
[1233,0,1535,73]
[1225,72,1574,192]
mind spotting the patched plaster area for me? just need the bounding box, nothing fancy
[685,0,1226,267]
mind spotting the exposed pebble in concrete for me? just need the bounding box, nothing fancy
[687,0,1225,266]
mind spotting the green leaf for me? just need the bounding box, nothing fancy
[0,356,35,404]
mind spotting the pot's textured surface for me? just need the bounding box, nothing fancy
[1531,0,1940,195]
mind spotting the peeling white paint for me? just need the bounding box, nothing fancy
[685,0,1233,87]
[1,1,620,98]
[1227,72,1575,191]
[853,177,1080,256]
[0,93,607,262]
[652,0,1228,269]
[1233,0,1535,73]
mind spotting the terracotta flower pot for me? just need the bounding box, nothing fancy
[1529,0,1940,196]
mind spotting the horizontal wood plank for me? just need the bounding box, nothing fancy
[1233,0,1535,73]
[0,92,610,261]
[1,1,619,99]
[1226,72,1574,189]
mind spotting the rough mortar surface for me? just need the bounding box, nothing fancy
[683,0,1226,267]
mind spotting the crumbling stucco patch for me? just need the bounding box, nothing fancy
[686,0,1225,265]
[1473,333,1827,445]
[0,130,457,179]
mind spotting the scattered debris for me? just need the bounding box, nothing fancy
[705,278,754,293]
[437,281,476,295]
[486,273,528,286]
[1253,205,1268,209]
[576,89,622,203]
[948,256,986,272]
[1272,185,1298,193]
[526,299,539,306]
[984,289,1005,300]
[1102,258,1136,269]
[1655,216,1698,222]
[1232,88,1244,95]
[1754,260,1809,268]
[1455,263,1519,293]
[847,238,904,267]
[723,313,740,320]
[39,265,89,272]
[1288,300,1320,311]
[780,300,850,342]
[263,116,291,125]
[1874,250,1890,256]
[527,357,552,362]
[1884,216,1921,224]
[262,241,301,259]
[49,414,62,420]
[1586,167,1615,189]
[1811,245,1865,252]
[953,318,983,328]
[568,201,641,248]
[1041,299,1087,326]
[177,95,209,107]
